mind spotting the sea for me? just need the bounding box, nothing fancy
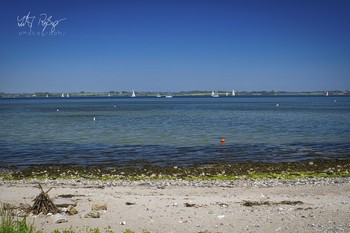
[0,96,350,169]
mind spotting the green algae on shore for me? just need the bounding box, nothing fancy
[1,159,350,181]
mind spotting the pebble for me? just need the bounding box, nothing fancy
[84,211,100,218]
[53,198,78,208]
[91,203,107,211]
[2,177,350,188]
[52,213,68,223]
[66,205,78,215]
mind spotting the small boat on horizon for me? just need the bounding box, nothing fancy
[156,94,162,98]
[131,90,136,97]
[211,91,219,98]
[232,89,236,96]
[165,92,173,98]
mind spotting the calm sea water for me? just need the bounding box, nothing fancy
[1,96,350,168]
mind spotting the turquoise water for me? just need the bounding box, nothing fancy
[0,96,350,168]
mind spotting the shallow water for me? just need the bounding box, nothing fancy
[0,96,349,168]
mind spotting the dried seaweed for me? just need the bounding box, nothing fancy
[242,200,304,207]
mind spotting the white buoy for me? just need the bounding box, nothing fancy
[93,117,96,121]
[56,109,59,112]
[276,104,279,107]
[334,100,337,102]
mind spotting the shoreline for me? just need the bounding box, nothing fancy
[2,158,350,181]
[1,91,349,98]
[1,177,350,233]
[2,175,350,188]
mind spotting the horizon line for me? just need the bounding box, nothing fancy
[1,90,349,94]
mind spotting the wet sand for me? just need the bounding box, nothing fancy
[1,178,350,233]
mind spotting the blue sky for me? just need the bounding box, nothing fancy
[0,0,349,92]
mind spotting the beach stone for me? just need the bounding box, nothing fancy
[92,203,107,211]
[323,168,334,175]
[66,205,78,215]
[53,198,78,208]
[85,210,100,218]
[52,213,68,223]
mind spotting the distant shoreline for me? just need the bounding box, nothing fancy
[1,90,349,98]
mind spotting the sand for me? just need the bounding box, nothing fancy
[1,178,350,233]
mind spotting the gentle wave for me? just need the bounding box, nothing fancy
[0,142,349,169]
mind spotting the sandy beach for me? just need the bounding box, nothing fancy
[1,178,350,233]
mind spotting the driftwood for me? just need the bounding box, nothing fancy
[31,183,59,215]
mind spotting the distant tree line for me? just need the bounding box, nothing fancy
[0,90,349,98]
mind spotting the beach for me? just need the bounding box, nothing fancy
[1,177,350,233]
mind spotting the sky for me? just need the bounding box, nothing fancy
[0,0,349,93]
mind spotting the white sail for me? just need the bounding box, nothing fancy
[211,91,219,98]
[165,92,173,98]
[131,90,136,97]
[232,89,236,96]
[61,93,64,98]
[326,91,329,96]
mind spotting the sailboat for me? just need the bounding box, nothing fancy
[326,91,329,96]
[211,91,219,98]
[165,93,173,98]
[232,90,236,96]
[131,90,136,97]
